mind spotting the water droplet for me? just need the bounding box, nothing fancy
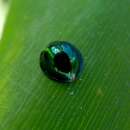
[40,41,83,83]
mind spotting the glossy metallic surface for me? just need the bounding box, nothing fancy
[40,41,83,83]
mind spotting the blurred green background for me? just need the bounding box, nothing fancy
[0,0,130,129]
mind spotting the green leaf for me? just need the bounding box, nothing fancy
[0,0,130,129]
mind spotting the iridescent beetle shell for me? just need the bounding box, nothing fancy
[40,41,83,83]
